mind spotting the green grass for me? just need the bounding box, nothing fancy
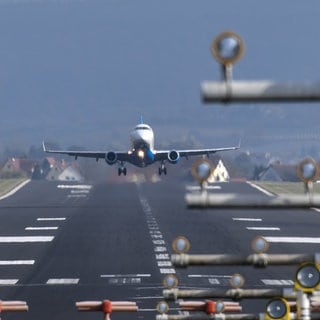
[0,178,27,197]
[253,181,320,195]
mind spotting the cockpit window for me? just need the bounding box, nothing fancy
[135,126,150,130]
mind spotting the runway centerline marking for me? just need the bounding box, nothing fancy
[0,236,54,243]
[138,192,176,275]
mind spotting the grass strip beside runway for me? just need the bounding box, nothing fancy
[253,181,320,195]
[0,178,27,197]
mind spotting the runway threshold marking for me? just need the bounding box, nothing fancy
[262,279,294,286]
[0,260,35,265]
[46,278,79,285]
[264,236,320,243]
[0,236,54,243]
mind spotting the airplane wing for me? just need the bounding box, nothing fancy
[42,143,130,162]
[154,144,240,161]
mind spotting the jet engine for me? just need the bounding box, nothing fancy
[168,150,180,164]
[105,152,117,165]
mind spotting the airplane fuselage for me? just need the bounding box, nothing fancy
[129,123,156,167]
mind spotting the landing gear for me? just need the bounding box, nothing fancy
[158,163,167,175]
[118,166,127,176]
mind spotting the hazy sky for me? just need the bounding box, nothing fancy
[0,0,319,155]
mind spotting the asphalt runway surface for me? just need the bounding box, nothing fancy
[0,177,319,320]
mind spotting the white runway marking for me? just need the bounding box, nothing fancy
[70,190,90,194]
[156,254,170,260]
[160,268,176,274]
[157,261,172,267]
[246,182,274,196]
[0,260,35,265]
[233,218,262,222]
[67,194,87,198]
[57,185,92,189]
[188,274,231,278]
[264,237,320,243]
[186,185,221,191]
[0,236,54,243]
[0,279,18,285]
[25,227,58,231]
[0,179,30,201]
[262,279,294,286]
[47,278,79,285]
[101,274,151,278]
[37,218,66,221]
[247,227,280,231]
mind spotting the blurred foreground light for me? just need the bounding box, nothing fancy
[157,301,169,314]
[295,262,320,292]
[266,298,289,320]
[297,158,319,183]
[252,236,269,254]
[172,236,190,254]
[191,159,214,185]
[230,274,245,288]
[163,274,179,289]
[211,31,244,66]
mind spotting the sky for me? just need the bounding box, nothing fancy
[0,0,320,159]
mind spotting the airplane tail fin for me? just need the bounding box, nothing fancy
[140,115,144,124]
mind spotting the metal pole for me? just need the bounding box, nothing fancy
[201,81,320,103]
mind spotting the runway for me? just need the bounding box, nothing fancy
[0,178,319,319]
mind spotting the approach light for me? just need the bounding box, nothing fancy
[211,31,244,66]
[296,158,319,183]
[163,274,178,289]
[172,236,190,254]
[266,298,290,320]
[252,236,269,254]
[137,150,145,159]
[295,262,320,292]
[230,274,245,289]
[191,159,214,185]
[156,301,169,314]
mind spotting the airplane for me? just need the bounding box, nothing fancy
[43,119,240,176]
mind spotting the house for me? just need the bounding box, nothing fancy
[258,163,299,182]
[1,158,37,177]
[46,161,84,182]
[208,158,230,183]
